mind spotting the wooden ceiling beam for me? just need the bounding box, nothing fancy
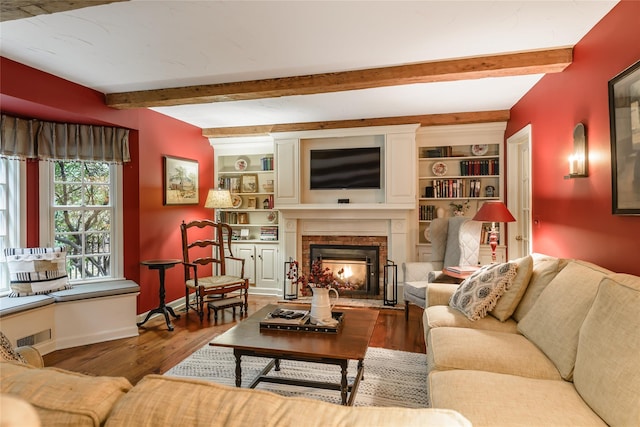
[0,1,127,22]
[106,48,572,109]
[202,110,510,138]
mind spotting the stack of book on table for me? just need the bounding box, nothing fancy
[445,265,480,274]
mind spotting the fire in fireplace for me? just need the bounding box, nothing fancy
[309,244,380,297]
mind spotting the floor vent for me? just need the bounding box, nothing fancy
[17,329,51,347]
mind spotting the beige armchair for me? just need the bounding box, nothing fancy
[403,217,482,320]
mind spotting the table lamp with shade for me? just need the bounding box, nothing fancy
[472,201,516,263]
[204,188,233,222]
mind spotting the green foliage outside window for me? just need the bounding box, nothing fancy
[53,161,112,280]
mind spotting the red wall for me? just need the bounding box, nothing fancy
[506,0,640,275]
[1,57,214,313]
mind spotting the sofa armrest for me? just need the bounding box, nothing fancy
[15,346,44,368]
[427,283,459,307]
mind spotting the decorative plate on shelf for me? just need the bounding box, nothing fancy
[423,225,431,243]
[267,211,277,223]
[471,144,489,156]
[432,161,448,176]
[234,157,249,171]
[231,194,242,208]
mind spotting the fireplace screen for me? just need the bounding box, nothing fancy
[309,244,379,297]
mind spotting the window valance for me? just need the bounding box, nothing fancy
[0,114,130,163]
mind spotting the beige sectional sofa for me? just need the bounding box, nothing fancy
[415,253,640,426]
[1,347,470,427]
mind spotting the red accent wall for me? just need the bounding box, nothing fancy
[506,0,640,275]
[1,57,214,313]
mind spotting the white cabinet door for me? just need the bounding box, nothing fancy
[233,244,256,285]
[274,138,299,205]
[386,132,416,204]
[256,244,279,289]
[230,243,279,291]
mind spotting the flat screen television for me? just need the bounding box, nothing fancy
[310,147,381,190]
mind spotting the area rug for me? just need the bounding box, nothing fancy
[165,345,429,408]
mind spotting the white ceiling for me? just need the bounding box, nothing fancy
[0,0,619,130]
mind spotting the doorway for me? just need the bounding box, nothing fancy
[506,125,532,259]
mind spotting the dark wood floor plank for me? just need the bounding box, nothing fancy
[43,296,425,385]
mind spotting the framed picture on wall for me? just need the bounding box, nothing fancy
[163,156,199,205]
[609,60,640,215]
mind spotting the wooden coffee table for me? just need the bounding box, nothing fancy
[210,303,378,406]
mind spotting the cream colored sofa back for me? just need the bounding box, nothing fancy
[573,273,640,427]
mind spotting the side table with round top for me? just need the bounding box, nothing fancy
[137,259,182,331]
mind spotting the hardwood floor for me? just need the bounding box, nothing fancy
[43,296,425,385]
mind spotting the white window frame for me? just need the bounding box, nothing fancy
[0,158,26,295]
[39,161,124,283]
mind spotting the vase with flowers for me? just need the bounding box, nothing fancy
[286,259,344,325]
[450,200,470,216]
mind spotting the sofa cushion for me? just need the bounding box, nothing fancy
[429,370,607,427]
[4,247,72,297]
[489,255,533,321]
[105,374,472,427]
[423,305,518,338]
[449,262,517,321]
[512,254,568,322]
[573,273,640,427]
[0,294,54,317]
[517,260,612,380]
[0,361,132,427]
[48,280,140,302]
[427,327,561,380]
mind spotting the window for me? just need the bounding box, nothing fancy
[0,158,25,294]
[40,161,123,282]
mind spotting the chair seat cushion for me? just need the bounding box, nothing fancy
[404,281,429,300]
[186,275,246,289]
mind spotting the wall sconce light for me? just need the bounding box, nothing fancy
[565,123,588,178]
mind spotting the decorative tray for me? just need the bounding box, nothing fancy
[260,311,345,334]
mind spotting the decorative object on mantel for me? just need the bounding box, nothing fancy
[450,200,470,216]
[472,201,516,263]
[608,59,640,215]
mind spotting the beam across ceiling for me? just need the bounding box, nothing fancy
[106,48,572,109]
[0,1,127,22]
[202,110,511,138]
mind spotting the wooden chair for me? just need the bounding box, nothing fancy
[180,220,249,322]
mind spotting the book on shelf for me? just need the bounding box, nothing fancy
[445,265,480,274]
[260,226,278,241]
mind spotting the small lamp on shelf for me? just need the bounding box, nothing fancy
[472,201,516,263]
[204,188,233,222]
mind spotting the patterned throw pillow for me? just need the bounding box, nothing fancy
[5,247,71,297]
[449,262,518,321]
[0,331,28,364]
